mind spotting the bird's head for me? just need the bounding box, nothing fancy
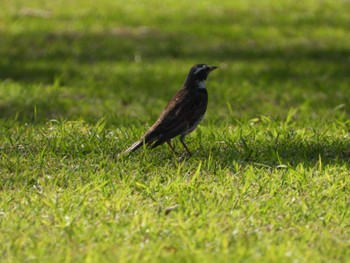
[184,64,218,89]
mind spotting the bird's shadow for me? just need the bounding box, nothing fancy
[193,136,350,169]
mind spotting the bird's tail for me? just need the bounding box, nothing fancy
[121,130,159,156]
[123,139,145,155]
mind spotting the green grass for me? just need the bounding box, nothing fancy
[1,0,350,262]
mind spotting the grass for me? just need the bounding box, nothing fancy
[1,0,350,262]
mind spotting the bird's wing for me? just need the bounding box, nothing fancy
[145,89,207,146]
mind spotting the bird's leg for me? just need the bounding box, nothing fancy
[180,135,192,156]
[167,140,176,154]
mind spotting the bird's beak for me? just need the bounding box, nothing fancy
[208,66,218,72]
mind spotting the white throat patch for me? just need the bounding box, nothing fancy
[197,80,206,89]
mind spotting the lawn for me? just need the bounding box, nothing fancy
[1,0,350,262]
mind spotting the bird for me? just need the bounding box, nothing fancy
[123,64,218,156]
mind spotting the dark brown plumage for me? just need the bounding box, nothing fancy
[123,64,217,155]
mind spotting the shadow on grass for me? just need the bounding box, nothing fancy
[1,31,349,83]
[199,137,350,168]
[0,29,349,123]
[0,97,68,122]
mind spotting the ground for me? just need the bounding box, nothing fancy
[0,0,350,262]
